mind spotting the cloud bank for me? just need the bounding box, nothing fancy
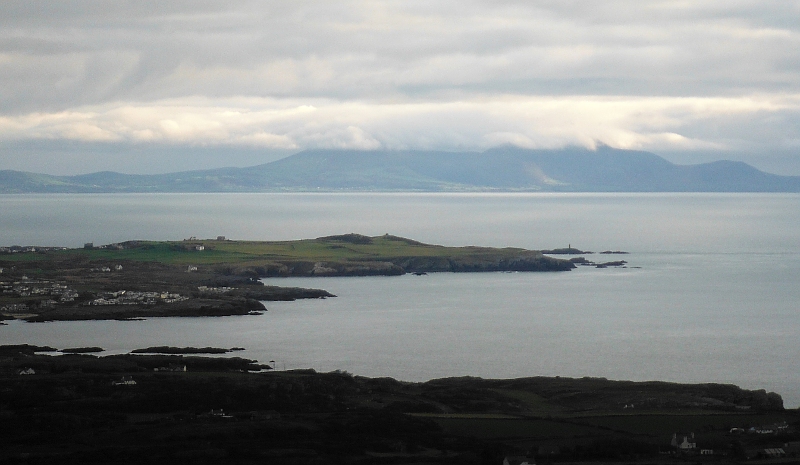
[2,1,799,173]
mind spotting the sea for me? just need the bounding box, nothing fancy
[1,193,799,407]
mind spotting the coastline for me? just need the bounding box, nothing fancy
[1,234,588,322]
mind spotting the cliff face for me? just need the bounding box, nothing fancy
[229,255,575,277]
[391,253,575,273]
[227,255,576,277]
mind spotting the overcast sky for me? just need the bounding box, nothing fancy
[1,0,799,175]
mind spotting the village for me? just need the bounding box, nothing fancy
[0,274,194,318]
[666,426,800,460]
[0,277,80,315]
[0,245,68,254]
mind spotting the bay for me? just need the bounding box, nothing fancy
[1,193,799,406]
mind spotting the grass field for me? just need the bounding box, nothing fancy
[2,233,551,269]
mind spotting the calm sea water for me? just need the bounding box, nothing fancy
[1,193,799,406]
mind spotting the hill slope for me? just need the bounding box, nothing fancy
[2,146,799,192]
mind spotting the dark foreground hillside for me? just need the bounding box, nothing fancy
[1,345,796,464]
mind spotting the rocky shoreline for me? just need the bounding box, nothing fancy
[22,297,267,322]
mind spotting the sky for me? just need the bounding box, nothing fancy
[1,1,799,175]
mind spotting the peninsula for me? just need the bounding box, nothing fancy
[1,234,580,322]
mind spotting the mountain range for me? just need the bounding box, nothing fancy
[2,146,800,193]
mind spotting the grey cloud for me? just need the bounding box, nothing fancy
[3,0,799,112]
[1,0,799,174]
[679,109,800,151]
[0,139,296,175]
[0,0,230,26]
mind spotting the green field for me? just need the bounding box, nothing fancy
[101,235,462,265]
[2,233,574,276]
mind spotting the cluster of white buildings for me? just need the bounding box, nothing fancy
[112,376,137,386]
[89,264,124,272]
[197,286,234,294]
[1,276,190,312]
[0,246,67,254]
[1,279,78,303]
[672,423,793,458]
[90,290,188,306]
[1,303,30,313]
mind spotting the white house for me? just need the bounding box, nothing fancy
[154,364,187,372]
[112,376,136,386]
[671,433,697,450]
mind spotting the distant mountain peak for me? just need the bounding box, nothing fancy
[1,147,798,193]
